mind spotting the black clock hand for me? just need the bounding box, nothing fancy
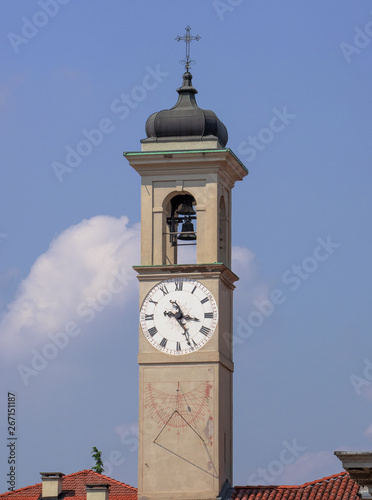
[163,309,186,324]
[164,310,177,318]
[170,300,183,319]
[168,301,199,323]
[182,314,200,322]
[175,318,193,347]
[163,301,193,347]
[164,300,184,320]
[177,318,189,339]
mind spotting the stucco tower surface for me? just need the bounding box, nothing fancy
[124,69,247,500]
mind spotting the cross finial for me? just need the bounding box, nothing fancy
[175,25,201,72]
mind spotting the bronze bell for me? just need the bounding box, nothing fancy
[177,218,197,241]
[177,196,196,216]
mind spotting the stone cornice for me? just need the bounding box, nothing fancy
[133,263,239,289]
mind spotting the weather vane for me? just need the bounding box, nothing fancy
[175,26,201,72]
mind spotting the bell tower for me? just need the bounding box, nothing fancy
[124,32,247,500]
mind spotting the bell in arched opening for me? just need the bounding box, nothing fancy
[177,217,197,241]
[167,194,197,246]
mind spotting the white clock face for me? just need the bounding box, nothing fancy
[140,278,218,355]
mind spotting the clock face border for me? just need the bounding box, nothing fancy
[140,278,218,355]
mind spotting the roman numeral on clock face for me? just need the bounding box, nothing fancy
[204,312,213,319]
[159,285,169,296]
[200,297,209,304]
[160,337,167,348]
[176,342,181,351]
[200,326,210,336]
[148,326,157,337]
[174,281,183,291]
[145,314,154,321]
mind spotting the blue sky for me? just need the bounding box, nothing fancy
[1,0,372,492]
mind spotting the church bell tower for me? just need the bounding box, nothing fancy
[124,29,247,500]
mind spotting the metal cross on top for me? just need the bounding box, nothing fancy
[175,25,201,72]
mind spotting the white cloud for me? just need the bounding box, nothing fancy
[365,424,372,438]
[0,215,140,356]
[0,220,265,359]
[279,451,339,485]
[360,384,372,402]
[177,245,269,307]
[232,245,270,305]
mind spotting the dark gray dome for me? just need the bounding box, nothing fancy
[143,72,228,147]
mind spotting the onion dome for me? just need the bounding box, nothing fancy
[142,71,228,147]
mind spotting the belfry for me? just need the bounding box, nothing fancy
[124,27,248,500]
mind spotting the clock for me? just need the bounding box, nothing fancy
[140,278,218,355]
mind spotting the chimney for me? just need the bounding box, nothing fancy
[335,451,372,499]
[85,484,109,500]
[40,472,64,498]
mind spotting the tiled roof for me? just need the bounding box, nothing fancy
[0,470,137,500]
[230,472,360,500]
[0,470,360,500]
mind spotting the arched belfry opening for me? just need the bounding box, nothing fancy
[165,192,197,265]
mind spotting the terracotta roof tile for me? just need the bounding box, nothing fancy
[0,470,137,500]
[230,472,360,500]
